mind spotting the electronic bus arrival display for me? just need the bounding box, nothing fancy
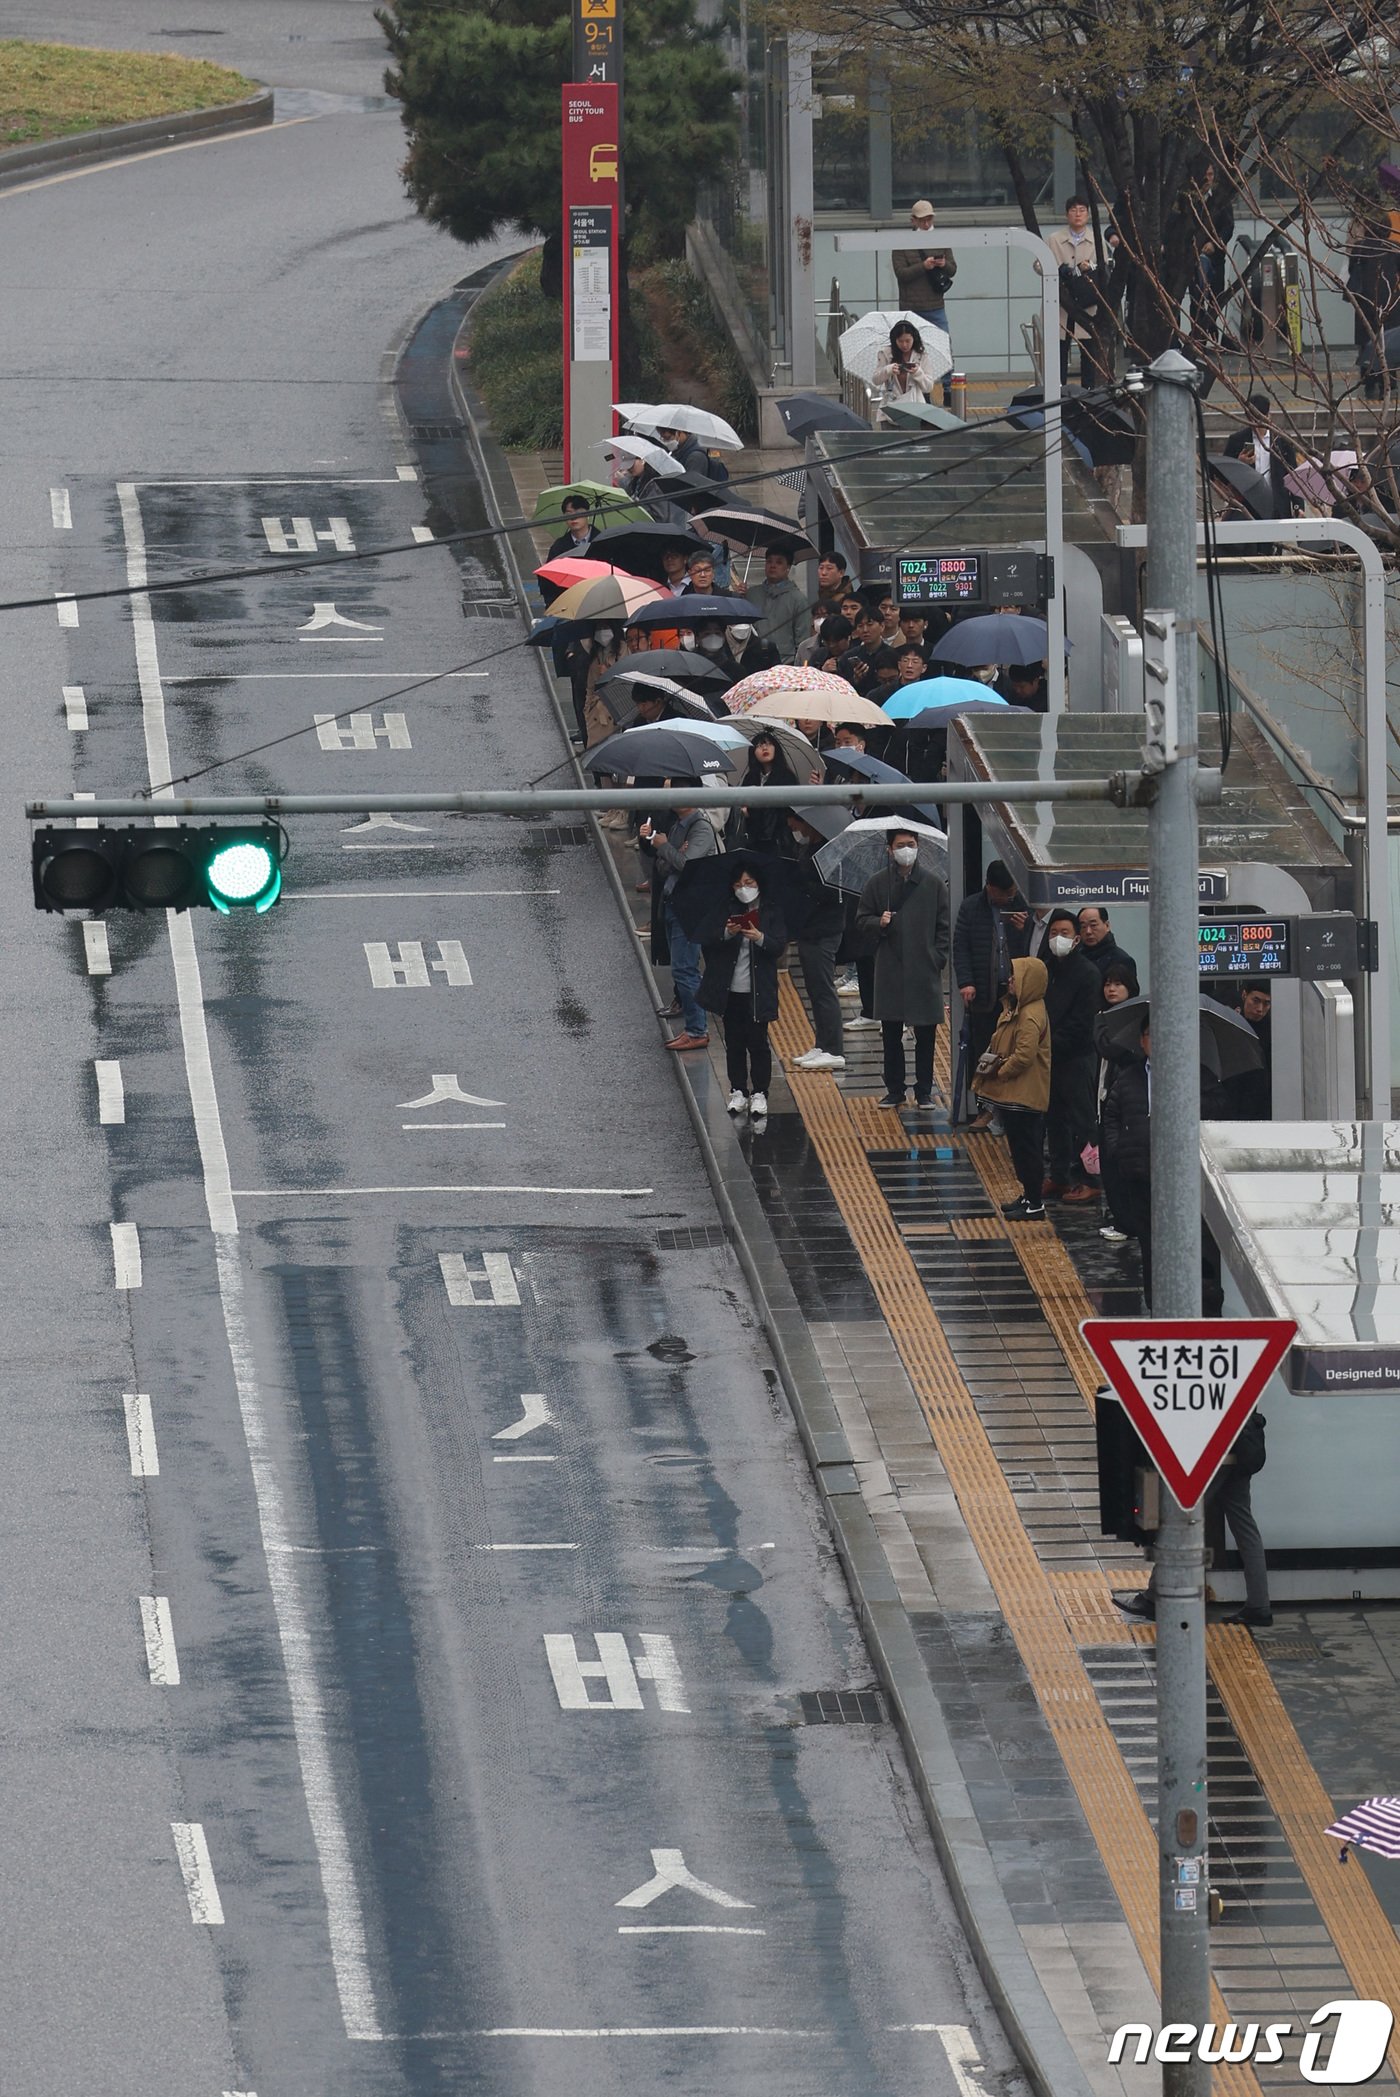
[896,553,984,605]
[1198,919,1292,977]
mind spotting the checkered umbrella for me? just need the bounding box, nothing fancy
[1326,1798,1400,1863]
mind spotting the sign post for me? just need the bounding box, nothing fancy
[562,83,621,483]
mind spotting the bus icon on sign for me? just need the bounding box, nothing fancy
[589,141,619,182]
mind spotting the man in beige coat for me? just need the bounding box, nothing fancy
[1046,195,1109,388]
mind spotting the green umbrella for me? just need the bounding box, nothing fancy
[531,479,651,525]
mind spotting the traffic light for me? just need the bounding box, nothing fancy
[32,823,283,915]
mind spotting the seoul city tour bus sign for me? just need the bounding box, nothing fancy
[1081,1318,1295,1509]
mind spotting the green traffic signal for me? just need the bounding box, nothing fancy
[206,837,281,913]
[32,822,284,914]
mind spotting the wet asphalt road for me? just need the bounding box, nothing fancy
[0,13,1020,2095]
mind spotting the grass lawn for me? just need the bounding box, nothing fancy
[0,39,255,148]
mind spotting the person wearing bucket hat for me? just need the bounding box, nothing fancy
[891,200,956,405]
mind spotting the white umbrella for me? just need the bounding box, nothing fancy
[814,815,948,896]
[745,691,892,728]
[614,401,744,450]
[837,310,953,385]
[594,435,685,479]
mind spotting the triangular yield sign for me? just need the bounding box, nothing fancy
[1081,1318,1295,1509]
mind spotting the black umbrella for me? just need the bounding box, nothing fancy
[597,649,731,688]
[821,750,911,787]
[588,522,709,581]
[650,477,751,518]
[1206,454,1277,520]
[693,506,818,557]
[669,850,816,941]
[628,592,755,628]
[595,671,716,727]
[1093,994,1264,1080]
[777,393,869,440]
[582,720,749,781]
[792,803,855,841]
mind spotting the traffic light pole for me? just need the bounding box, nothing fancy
[1142,348,1210,2097]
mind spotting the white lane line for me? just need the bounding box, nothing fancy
[50,487,72,529]
[230,1184,653,1198]
[402,1123,506,1132]
[62,683,88,729]
[931,2025,986,2097]
[120,481,379,2043]
[493,1455,558,1464]
[111,1222,142,1289]
[55,592,79,628]
[617,1925,767,1936]
[163,672,489,681]
[95,1058,125,1124]
[171,1822,224,1924]
[411,524,434,542]
[343,841,444,852]
[83,922,111,975]
[366,2026,830,2041]
[283,890,560,901]
[397,465,418,481]
[122,1392,159,1476]
[139,1595,180,1684]
[74,789,97,830]
[475,1543,579,1552]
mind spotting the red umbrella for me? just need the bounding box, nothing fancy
[534,555,643,588]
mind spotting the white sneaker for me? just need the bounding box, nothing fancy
[792,1048,824,1068]
[836,975,859,997]
[847,1014,880,1030]
[804,1050,846,1069]
[1100,1224,1129,1244]
[749,1091,768,1117]
[726,1089,747,1115]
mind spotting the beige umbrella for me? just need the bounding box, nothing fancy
[749,692,892,727]
[728,717,826,784]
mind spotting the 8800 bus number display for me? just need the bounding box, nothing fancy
[1198,919,1291,976]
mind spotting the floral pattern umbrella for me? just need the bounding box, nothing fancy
[725,665,857,715]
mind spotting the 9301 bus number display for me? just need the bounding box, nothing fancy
[896,553,983,605]
[1198,918,1291,976]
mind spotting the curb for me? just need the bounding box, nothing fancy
[0,87,274,189]
[436,265,1096,2097]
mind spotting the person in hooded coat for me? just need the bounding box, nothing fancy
[974,955,1052,1218]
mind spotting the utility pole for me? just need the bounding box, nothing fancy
[1142,346,1210,2096]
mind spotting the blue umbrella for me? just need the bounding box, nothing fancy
[931,613,1050,668]
[627,593,756,628]
[883,676,1005,721]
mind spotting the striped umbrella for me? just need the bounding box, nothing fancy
[1326,1798,1400,1863]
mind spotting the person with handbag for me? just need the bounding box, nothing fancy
[973,955,1052,1219]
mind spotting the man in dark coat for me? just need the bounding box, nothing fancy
[639,791,718,1050]
[952,859,1031,1125]
[1040,908,1103,1202]
[541,495,597,592]
[1100,1015,1152,1304]
[856,831,949,1110]
[786,813,847,1071]
[1077,902,1137,981]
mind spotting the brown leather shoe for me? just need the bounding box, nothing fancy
[665,1032,710,1050]
[1062,1183,1099,1204]
[967,1110,995,1131]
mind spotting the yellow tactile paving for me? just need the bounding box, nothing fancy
[771,979,1259,2092]
[1051,1568,1150,1646]
[1208,1627,1400,2083]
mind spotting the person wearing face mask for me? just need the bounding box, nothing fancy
[973,956,1052,1219]
[726,622,779,677]
[697,862,788,1119]
[582,623,625,749]
[691,621,745,686]
[855,831,949,1110]
[786,814,847,1072]
[1040,909,1103,1205]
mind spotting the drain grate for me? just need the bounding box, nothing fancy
[656,1224,727,1251]
[799,1689,887,1726]
[410,421,465,442]
[526,824,591,849]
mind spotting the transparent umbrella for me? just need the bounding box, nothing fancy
[814,815,948,895]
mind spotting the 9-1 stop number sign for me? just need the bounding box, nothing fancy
[1081,1319,1295,1509]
